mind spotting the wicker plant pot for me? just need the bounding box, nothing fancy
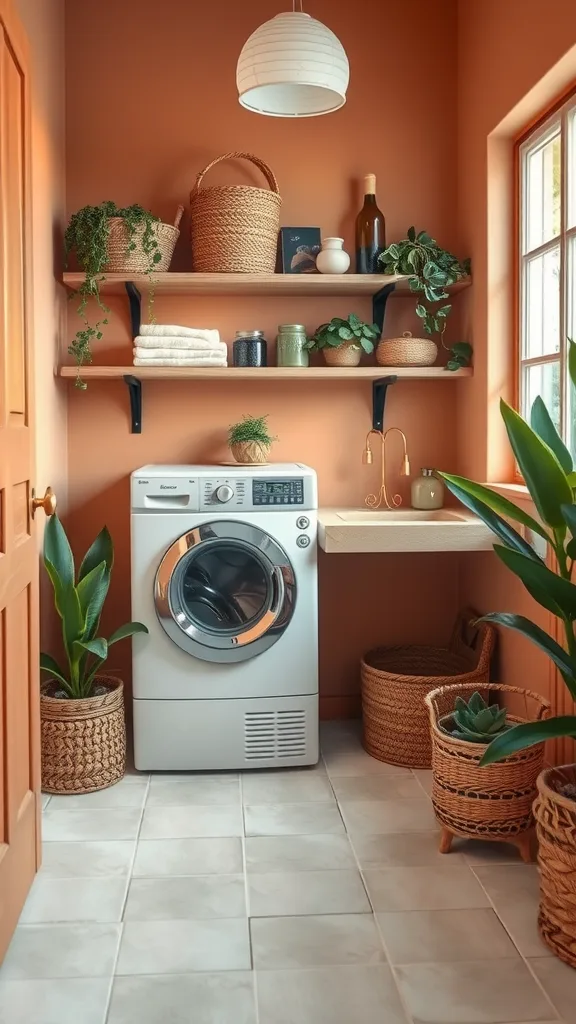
[426,682,550,861]
[324,342,361,366]
[534,765,576,966]
[376,331,438,367]
[41,676,126,794]
[230,440,270,464]
[105,215,180,273]
[361,609,495,768]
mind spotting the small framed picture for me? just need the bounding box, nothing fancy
[278,227,322,274]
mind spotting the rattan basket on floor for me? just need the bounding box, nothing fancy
[426,681,550,861]
[361,609,495,768]
[190,152,281,273]
[534,765,576,966]
[105,209,182,274]
[41,676,126,794]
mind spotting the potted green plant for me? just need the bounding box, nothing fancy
[379,228,472,370]
[64,201,182,388]
[439,341,576,964]
[40,515,148,794]
[228,414,277,464]
[306,314,380,367]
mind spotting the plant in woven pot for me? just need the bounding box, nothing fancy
[439,339,576,965]
[379,228,471,371]
[425,685,549,863]
[64,201,182,389]
[40,515,148,795]
[306,314,380,367]
[228,414,277,464]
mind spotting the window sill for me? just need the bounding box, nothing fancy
[485,482,531,502]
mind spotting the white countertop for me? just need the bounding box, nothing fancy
[317,507,494,553]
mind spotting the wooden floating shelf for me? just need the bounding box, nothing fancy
[62,272,472,298]
[59,365,473,381]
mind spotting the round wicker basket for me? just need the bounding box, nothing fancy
[361,611,495,768]
[426,682,550,860]
[534,765,576,966]
[41,676,126,794]
[230,440,270,464]
[190,152,281,273]
[105,213,181,274]
[323,341,361,366]
[376,331,438,367]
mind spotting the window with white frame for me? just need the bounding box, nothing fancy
[519,92,576,454]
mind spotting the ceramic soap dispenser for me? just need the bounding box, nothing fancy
[316,237,350,274]
[411,468,444,510]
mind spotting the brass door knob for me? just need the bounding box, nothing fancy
[31,486,57,519]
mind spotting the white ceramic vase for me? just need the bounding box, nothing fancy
[316,237,350,274]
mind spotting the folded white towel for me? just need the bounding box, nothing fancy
[133,356,228,367]
[140,324,221,344]
[135,334,226,352]
[134,346,227,360]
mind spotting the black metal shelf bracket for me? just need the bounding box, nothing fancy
[123,374,142,433]
[125,281,142,339]
[372,375,398,432]
[372,281,397,336]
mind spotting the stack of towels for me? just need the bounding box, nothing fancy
[133,324,228,367]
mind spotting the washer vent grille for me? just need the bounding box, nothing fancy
[244,709,307,760]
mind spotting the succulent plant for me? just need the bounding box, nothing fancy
[448,692,510,744]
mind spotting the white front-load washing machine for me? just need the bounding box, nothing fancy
[131,463,319,770]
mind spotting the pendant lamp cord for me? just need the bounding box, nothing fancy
[292,0,304,11]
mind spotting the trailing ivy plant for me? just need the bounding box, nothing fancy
[64,202,163,388]
[306,314,380,354]
[228,414,277,448]
[379,228,472,371]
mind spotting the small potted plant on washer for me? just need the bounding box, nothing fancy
[379,228,472,370]
[306,313,380,367]
[228,414,277,464]
[64,201,183,388]
[40,515,148,794]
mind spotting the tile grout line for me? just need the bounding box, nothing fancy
[239,771,261,1024]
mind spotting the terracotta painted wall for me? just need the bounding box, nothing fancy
[14,0,67,651]
[457,0,576,758]
[64,0,464,712]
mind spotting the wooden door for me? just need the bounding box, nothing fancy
[0,0,41,962]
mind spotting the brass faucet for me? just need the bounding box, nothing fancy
[362,428,411,509]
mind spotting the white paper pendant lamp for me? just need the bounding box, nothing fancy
[237,10,349,118]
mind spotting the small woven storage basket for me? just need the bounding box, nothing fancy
[230,441,269,464]
[324,341,361,366]
[105,207,182,274]
[426,682,549,853]
[376,331,438,367]
[361,610,495,768]
[534,765,576,966]
[41,676,126,794]
[190,152,281,273]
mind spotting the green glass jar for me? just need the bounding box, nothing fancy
[276,324,309,368]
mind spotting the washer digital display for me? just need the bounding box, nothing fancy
[253,479,304,505]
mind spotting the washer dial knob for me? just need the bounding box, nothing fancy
[215,484,235,503]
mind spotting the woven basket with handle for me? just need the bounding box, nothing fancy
[41,675,126,794]
[361,609,495,768]
[105,206,183,274]
[426,681,550,860]
[190,152,282,273]
[376,331,438,367]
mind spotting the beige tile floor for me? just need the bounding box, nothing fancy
[1,720,574,1024]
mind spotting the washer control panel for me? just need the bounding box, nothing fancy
[131,465,317,512]
[253,478,304,506]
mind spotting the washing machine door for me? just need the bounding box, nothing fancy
[154,520,296,663]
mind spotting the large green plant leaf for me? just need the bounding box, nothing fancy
[108,622,149,645]
[44,557,67,622]
[77,561,110,639]
[561,503,576,542]
[440,474,549,540]
[78,526,113,581]
[438,478,542,560]
[500,400,572,527]
[40,652,72,692]
[530,396,573,474]
[73,637,108,660]
[480,716,576,765]
[59,583,84,658]
[44,515,74,588]
[569,338,576,390]
[478,612,576,692]
[493,544,576,618]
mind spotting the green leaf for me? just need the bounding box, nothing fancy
[108,621,149,645]
[40,653,71,691]
[44,515,74,589]
[73,637,108,661]
[446,360,461,371]
[407,226,416,242]
[451,342,472,360]
[338,327,354,341]
[530,396,573,474]
[569,338,576,392]
[439,474,549,539]
[468,692,486,714]
[59,584,85,654]
[478,612,576,690]
[348,313,360,328]
[415,304,426,318]
[493,544,576,618]
[438,478,543,560]
[561,503,576,542]
[417,231,432,245]
[500,399,572,528]
[76,562,109,636]
[567,537,576,560]
[78,526,114,581]
[480,716,576,765]
[437,305,452,317]
[360,337,374,354]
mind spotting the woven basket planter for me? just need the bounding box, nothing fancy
[323,342,361,367]
[230,441,270,464]
[190,152,281,273]
[376,331,438,367]
[105,213,181,274]
[41,676,126,794]
[534,765,576,966]
[361,610,495,768]
[426,682,550,861]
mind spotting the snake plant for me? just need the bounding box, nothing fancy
[448,692,509,744]
[41,515,148,700]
